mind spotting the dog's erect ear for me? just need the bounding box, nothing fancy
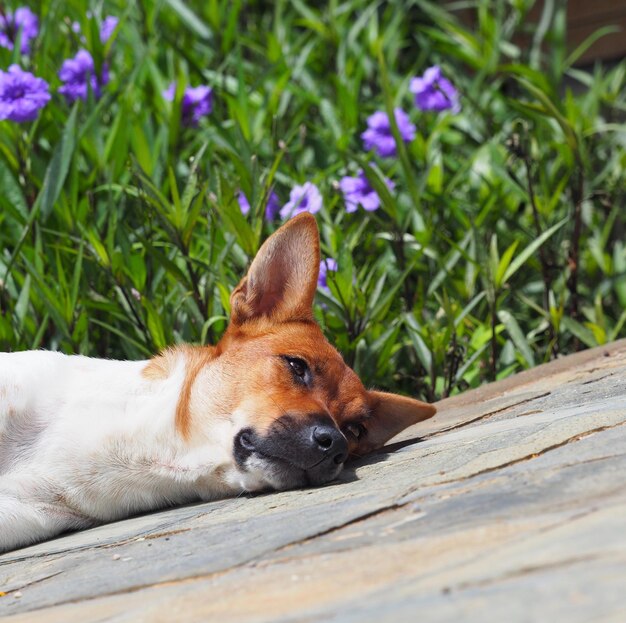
[230,213,320,324]
[356,391,437,454]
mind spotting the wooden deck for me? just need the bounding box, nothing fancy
[1,341,626,622]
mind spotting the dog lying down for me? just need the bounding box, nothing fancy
[0,213,436,553]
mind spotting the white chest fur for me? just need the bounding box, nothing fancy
[0,351,241,551]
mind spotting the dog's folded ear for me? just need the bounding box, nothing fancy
[230,213,320,324]
[358,390,437,454]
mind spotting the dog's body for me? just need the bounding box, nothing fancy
[0,214,435,553]
[0,349,240,550]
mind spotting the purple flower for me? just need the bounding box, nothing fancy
[71,15,118,44]
[339,169,394,213]
[238,191,251,215]
[163,83,213,127]
[0,7,38,54]
[0,64,50,123]
[58,49,109,103]
[361,108,416,158]
[318,258,338,291]
[279,182,322,219]
[100,16,118,43]
[264,191,281,221]
[410,66,460,113]
[237,190,280,221]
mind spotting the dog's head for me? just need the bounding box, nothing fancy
[199,213,435,492]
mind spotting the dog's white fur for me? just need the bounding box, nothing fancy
[0,350,257,553]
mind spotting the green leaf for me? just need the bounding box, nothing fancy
[90,319,152,356]
[163,0,212,39]
[588,318,606,345]
[330,245,355,313]
[497,310,535,367]
[502,218,567,284]
[0,160,28,220]
[214,195,257,257]
[14,274,31,334]
[70,242,84,314]
[37,104,78,221]
[130,124,154,176]
[168,166,183,229]
[143,298,167,350]
[454,292,486,328]
[366,256,421,324]
[85,229,110,268]
[404,313,433,373]
[509,76,577,150]
[427,230,472,297]
[561,316,597,348]
[609,309,626,342]
[495,240,519,289]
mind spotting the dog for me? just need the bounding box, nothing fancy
[0,213,436,553]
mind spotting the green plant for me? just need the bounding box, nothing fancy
[1,0,624,400]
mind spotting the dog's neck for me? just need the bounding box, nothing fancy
[130,347,245,498]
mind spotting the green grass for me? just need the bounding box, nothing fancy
[1,0,625,401]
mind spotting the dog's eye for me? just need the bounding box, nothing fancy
[284,356,309,380]
[345,422,367,440]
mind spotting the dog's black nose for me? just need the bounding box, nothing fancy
[234,416,349,487]
[312,424,348,465]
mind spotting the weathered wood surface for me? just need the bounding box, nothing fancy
[1,341,626,622]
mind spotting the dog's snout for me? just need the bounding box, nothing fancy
[234,415,349,488]
[312,423,348,464]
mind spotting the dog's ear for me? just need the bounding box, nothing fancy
[230,213,320,324]
[355,391,436,454]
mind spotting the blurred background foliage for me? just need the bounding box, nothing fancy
[0,0,625,401]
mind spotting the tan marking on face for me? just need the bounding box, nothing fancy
[213,319,370,438]
[215,318,433,457]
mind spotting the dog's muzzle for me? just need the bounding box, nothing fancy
[234,415,348,488]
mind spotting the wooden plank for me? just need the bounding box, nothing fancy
[447,0,626,63]
[567,18,626,63]
[568,0,626,24]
